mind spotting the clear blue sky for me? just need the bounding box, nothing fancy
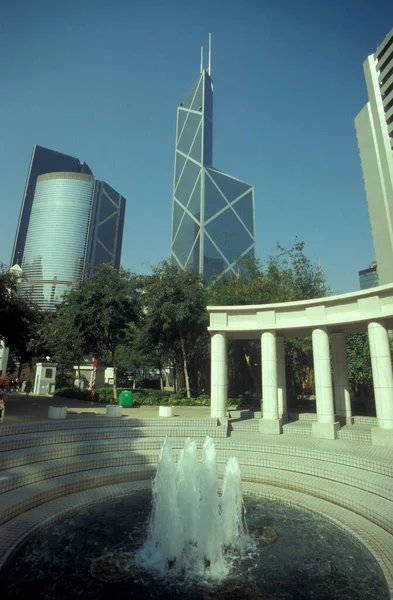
[2,0,393,294]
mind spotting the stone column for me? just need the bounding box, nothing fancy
[210,332,228,422]
[311,327,340,440]
[259,330,282,434]
[368,321,393,447]
[330,333,352,425]
[276,336,288,423]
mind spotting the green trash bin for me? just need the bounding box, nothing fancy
[119,390,133,407]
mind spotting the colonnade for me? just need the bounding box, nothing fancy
[210,320,393,446]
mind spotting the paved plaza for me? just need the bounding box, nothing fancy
[1,392,211,424]
[0,393,392,597]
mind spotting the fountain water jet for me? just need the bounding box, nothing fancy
[136,437,249,581]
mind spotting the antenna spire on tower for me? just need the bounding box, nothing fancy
[200,46,203,73]
[208,33,212,75]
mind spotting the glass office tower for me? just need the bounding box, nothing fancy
[11,145,92,267]
[13,146,126,310]
[359,262,379,290]
[86,181,126,270]
[21,173,95,310]
[170,51,255,282]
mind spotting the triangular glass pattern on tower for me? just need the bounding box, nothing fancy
[170,38,255,282]
[177,113,202,157]
[233,191,254,235]
[204,171,228,221]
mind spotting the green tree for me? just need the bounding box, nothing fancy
[142,262,208,398]
[207,241,328,402]
[114,323,155,389]
[346,332,373,397]
[42,265,141,400]
[38,300,88,384]
[0,265,42,376]
[0,265,39,349]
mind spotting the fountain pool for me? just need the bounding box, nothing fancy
[0,438,389,600]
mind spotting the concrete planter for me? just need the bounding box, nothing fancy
[48,406,67,420]
[106,405,122,418]
[159,406,174,417]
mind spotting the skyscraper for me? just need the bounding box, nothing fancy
[11,145,93,267]
[170,37,256,282]
[13,145,126,310]
[355,27,393,285]
[358,262,379,290]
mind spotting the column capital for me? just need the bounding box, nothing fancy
[260,329,277,338]
[312,325,329,334]
[367,320,387,330]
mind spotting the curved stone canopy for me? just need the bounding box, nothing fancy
[207,283,393,445]
[207,283,393,338]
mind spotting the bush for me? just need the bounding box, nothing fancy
[54,387,94,401]
[235,391,259,409]
[228,398,239,407]
[94,387,171,405]
[196,394,210,406]
[54,386,212,407]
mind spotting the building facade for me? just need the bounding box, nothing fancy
[13,146,126,310]
[359,262,379,290]
[170,44,255,282]
[21,172,95,310]
[85,181,126,270]
[355,27,393,285]
[11,145,92,267]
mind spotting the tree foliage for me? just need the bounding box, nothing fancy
[41,265,141,400]
[0,265,42,375]
[346,332,373,396]
[0,267,40,349]
[1,240,350,408]
[141,262,208,397]
[207,241,328,402]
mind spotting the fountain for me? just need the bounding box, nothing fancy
[135,437,250,580]
[1,437,389,598]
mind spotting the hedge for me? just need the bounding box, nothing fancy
[54,387,214,406]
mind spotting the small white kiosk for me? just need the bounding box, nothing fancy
[34,363,57,395]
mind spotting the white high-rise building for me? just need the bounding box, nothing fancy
[355,27,393,285]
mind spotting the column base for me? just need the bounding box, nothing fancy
[280,412,289,425]
[337,415,354,426]
[211,409,226,420]
[259,418,282,435]
[312,421,340,440]
[218,416,229,430]
[371,427,393,447]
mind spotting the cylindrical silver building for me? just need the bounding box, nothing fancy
[21,172,95,310]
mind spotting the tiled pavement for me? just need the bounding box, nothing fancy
[0,398,392,596]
